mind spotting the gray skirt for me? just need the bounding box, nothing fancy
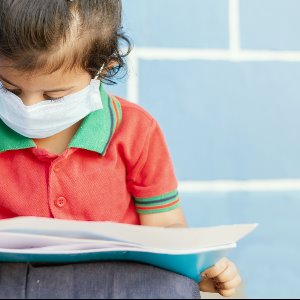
[0,262,201,299]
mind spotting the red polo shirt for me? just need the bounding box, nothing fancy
[0,85,181,224]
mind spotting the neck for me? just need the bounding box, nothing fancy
[33,120,83,155]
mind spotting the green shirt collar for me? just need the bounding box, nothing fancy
[0,84,122,155]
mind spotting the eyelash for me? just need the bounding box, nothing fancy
[47,96,63,102]
[0,85,62,102]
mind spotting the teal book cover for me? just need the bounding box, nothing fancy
[0,247,233,282]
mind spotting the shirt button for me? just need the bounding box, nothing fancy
[55,197,66,208]
[53,165,61,173]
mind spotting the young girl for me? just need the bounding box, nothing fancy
[0,0,242,298]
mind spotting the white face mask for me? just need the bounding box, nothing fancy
[0,79,103,139]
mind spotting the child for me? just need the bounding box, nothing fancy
[0,0,242,298]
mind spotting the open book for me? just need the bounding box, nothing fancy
[0,217,257,282]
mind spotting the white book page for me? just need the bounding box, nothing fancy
[0,232,139,250]
[0,217,258,253]
[0,232,237,255]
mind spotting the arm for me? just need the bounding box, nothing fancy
[139,207,187,228]
[140,209,242,297]
[129,117,241,297]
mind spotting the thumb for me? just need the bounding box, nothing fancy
[199,278,218,293]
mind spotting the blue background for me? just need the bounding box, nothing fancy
[106,1,300,298]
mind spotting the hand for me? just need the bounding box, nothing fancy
[199,257,242,297]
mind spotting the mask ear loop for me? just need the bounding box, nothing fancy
[94,64,105,80]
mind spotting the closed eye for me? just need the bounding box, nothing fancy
[45,95,63,101]
[0,85,63,102]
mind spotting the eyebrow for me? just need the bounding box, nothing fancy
[0,74,75,93]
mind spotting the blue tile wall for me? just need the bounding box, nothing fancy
[240,0,300,50]
[122,0,229,49]
[138,60,300,181]
[106,1,300,298]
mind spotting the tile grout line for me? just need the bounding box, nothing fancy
[127,48,139,104]
[133,48,300,62]
[179,179,300,193]
[229,0,241,54]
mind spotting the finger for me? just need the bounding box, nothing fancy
[199,278,218,293]
[214,262,238,283]
[218,288,237,297]
[202,257,230,279]
[215,275,242,290]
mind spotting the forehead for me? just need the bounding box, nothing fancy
[0,57,91,90]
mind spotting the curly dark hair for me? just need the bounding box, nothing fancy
[0,0,131,84]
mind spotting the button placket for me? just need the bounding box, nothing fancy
[49,158,67,216]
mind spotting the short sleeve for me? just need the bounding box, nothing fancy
[126,118,181,215]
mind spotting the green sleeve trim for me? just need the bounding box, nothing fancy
[136,202,181,215]
[134,190,178,204]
